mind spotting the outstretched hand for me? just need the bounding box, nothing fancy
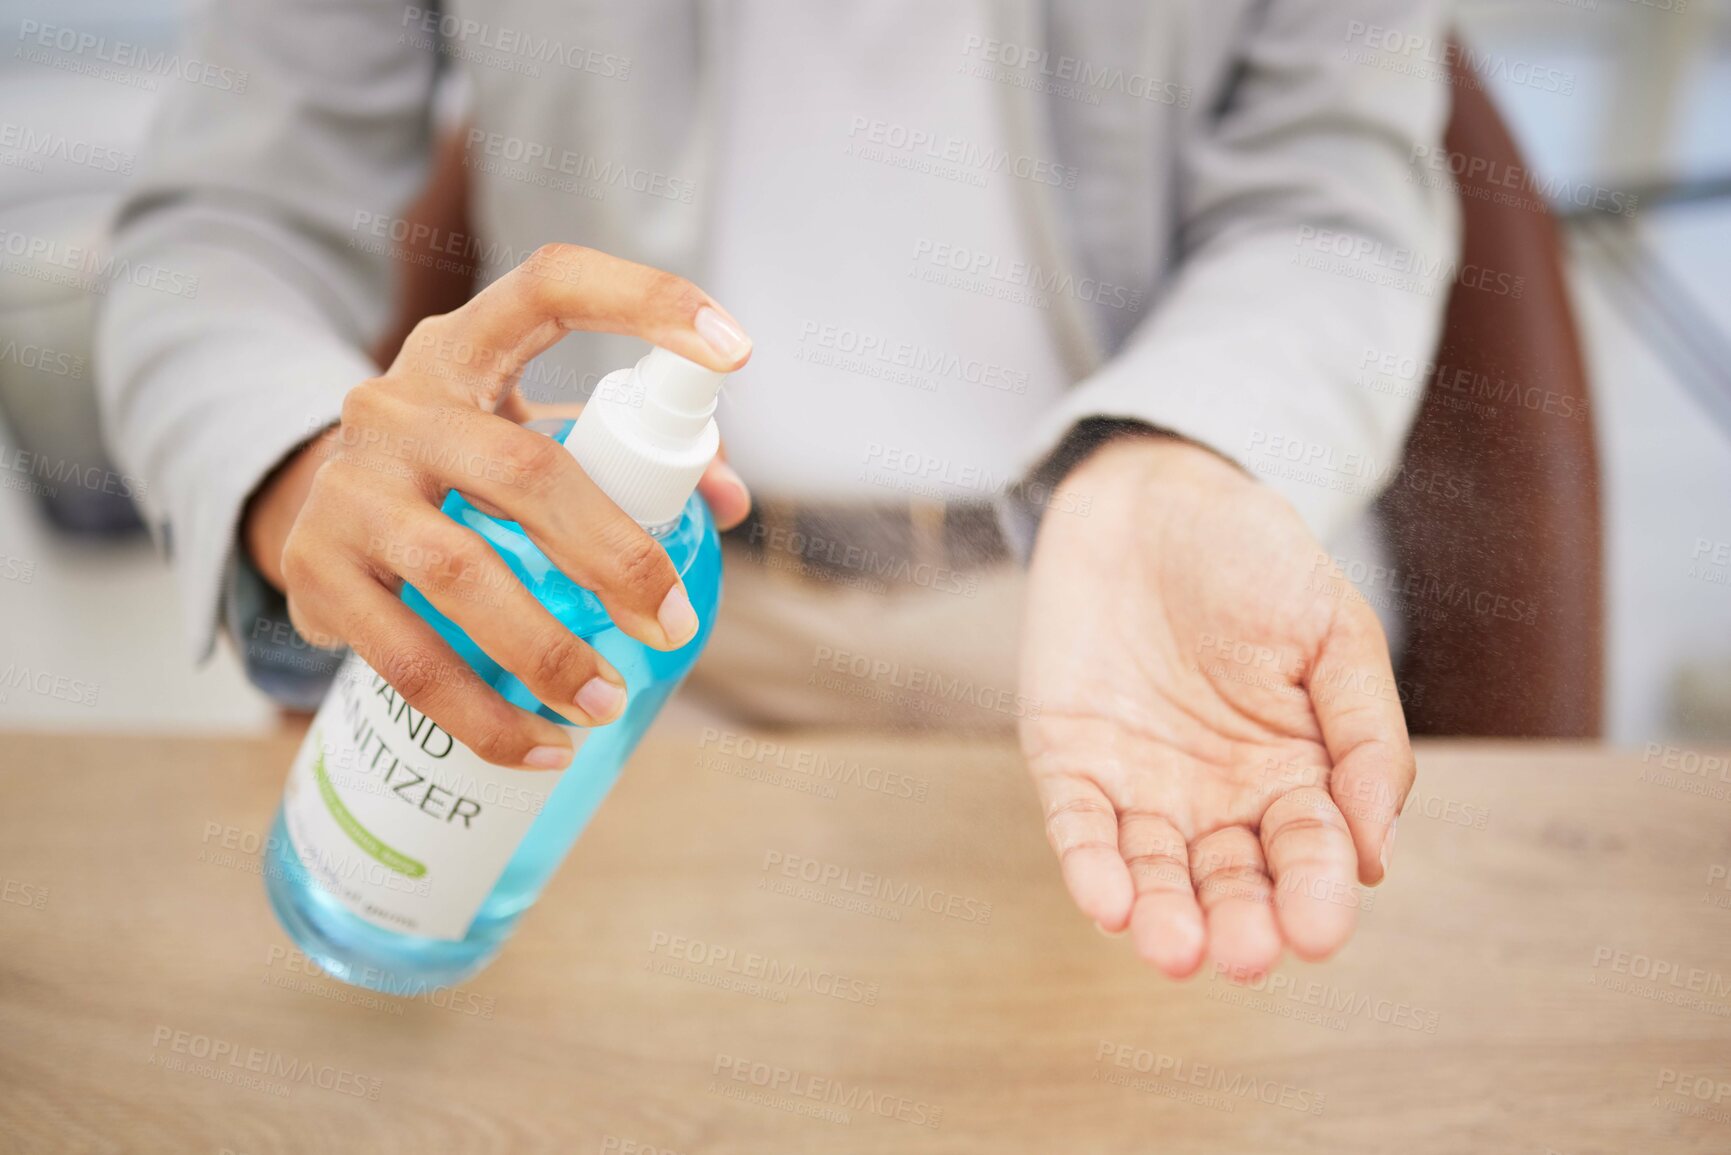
[1018,436,1415,979]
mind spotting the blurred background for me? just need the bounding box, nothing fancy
[1,0,1729,743]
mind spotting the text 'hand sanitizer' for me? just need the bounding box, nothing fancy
[265,347,727,993]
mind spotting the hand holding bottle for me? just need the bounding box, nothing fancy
[243,245,752,769]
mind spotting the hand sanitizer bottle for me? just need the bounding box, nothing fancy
[265,347,727,993]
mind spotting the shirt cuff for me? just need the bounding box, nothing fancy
[1015,356,1390,552]
[995,417,1173,566]
[223,545,345,710]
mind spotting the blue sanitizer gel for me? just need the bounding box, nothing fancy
[266,348,728,993]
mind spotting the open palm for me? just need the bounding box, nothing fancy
[1019,437,1415,979]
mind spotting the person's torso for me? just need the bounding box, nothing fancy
[443,0,1243,501]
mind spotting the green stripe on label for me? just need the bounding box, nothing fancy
[313,739,428,879]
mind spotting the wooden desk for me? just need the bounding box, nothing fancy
[2,732,1729,1153]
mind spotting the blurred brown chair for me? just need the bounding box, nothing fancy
[375,46,1605,739]
[1375,54,1604,738]
[370,127,478,368]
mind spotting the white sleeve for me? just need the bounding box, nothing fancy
[1024,0,1459,547]
[96,0,437,660]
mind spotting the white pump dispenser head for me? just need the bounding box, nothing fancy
[563,347,727,532]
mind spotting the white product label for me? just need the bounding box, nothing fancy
[282,654,578,941]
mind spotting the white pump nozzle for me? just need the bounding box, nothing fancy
[563,347,727,532]
[639,346,726,422]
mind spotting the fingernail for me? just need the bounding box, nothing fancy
[575,675,626,723]
[658,584,699,647]
[695,306,751,362]
[1094,921,1126,939]
[522,745,573,770]
[1380,819,1398,875]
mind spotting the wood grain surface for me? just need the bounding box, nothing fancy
[2,730,1729,1153]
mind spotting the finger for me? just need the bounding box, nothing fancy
[1032,768,1133,931]
[699,458,751,530]
[1120,811,1204,979]
[301,568,577,770]
[1190,827,1282,981]
[1307,599,1417,885]
[395,244,751,407]
[353,402,695,651]
[1259,787,1360,961]
[375,507,629,727]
